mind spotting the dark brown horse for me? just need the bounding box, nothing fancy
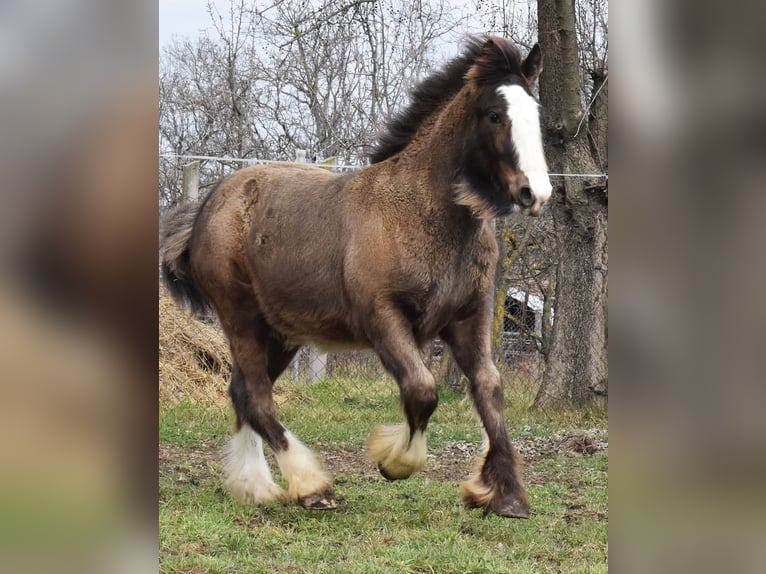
[160,36,551,518]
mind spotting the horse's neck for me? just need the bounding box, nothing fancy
[406,90,471,203]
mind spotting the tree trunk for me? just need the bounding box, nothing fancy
[535,189,607,406]
[533,0,608,408]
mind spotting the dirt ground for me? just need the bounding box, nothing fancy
[160,430,607,490]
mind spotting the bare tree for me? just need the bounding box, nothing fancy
[472,0,538,48]
[250,0,464,162]
[159,7,270,206]
[159,0,465,207]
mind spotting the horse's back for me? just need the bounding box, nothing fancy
[194,163,347,257]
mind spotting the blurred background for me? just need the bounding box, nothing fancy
[610,0,766,571]
[0,1,158,572]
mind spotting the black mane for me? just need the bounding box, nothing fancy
[368,36,523,164]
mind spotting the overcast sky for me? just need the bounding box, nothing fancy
[159,0,491,50]
[159,0,218,47]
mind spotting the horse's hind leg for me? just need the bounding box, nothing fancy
[222,339,299,504]
[224,311,335,509]
[365,305,438,480]
[223,365,285,504]
[440,304,530,519]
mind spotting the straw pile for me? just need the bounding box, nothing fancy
[159,287,231,406]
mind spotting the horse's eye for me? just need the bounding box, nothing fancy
[488,111,501,124]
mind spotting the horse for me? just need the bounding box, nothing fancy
[160,36,551,518]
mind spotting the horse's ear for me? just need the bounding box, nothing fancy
[466,37,509,85]
[522,44,543,88]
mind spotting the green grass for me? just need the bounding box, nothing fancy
[160,376,607,573]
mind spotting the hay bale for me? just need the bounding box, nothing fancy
[159,287,231,406]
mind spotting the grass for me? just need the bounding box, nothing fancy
[160,375,607,573]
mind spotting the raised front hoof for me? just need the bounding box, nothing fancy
[378,463,408,481]
[366,424,426,481]
[299,490,337,510]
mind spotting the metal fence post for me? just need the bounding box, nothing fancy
[292,353,300,381]
[308,349,327,383]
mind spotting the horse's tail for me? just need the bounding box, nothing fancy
[160,202,210,317]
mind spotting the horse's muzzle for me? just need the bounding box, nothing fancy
[518,186,535,208]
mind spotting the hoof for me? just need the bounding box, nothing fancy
[378,463,404,481]
[489,494,530,519]
[366,424,427,480]
[225,477,286,505]
[299,490,337,510]
[461,475,530,519]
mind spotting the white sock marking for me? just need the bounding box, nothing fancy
[497,84,552,207]
[275,430,332,500]
[223,424,284,504]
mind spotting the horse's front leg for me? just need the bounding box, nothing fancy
[365,304,439,480]
[441,304,530,518]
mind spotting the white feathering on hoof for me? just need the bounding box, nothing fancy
[223,425,285,504]
[460,473,494,508]
[460,431,492,508]
[366,424,427,479]
[275,431,333,500]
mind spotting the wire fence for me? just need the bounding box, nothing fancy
[160,152,606,401]
[283,332,546,388]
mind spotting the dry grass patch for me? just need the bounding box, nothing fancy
[159,287,231,406]
[159,287,305,408]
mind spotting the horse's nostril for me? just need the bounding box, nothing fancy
[519,186,534,207]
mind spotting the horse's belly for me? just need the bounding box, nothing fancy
[274,318,368,351]
[286,334,369,352]
[251,276,365,347]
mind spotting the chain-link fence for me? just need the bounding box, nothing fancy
[285,330,545,384]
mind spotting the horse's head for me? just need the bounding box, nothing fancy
[457,38,552,218]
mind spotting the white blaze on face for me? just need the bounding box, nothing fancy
[497,84,552,208]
